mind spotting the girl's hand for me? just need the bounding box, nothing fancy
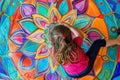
[62,23,86,38]
[117,35,120,45]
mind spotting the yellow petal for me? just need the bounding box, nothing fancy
[27,29,44,44]
[48,5,62,23]
[61,10,76,26]
[32,14,49,29]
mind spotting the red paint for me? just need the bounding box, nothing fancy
[98,14,104,18]
[118,0,120,3]
[22,57,32,67]
[53,15,57,21]
[1,12,4,14]
[100,2,102,5]
[40,46,48,54]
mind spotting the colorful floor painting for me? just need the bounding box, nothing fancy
[0,0,120,80]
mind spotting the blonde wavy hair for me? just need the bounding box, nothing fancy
[50,25,82,65]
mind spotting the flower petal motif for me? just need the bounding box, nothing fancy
[74,15,92,30]
[18,18,37,34]
[72,0,88,14]
[27,29,44,44]
[21,4,36,17]
[86,0,101,17]
[35,43,50,59]
[11,52,36,79]
[32,14,49,29]
[91,18,109,39]
[10,30,27,46]
[36,57,49,76]
[57,0,69,16]
[20,40,40,56]
[48,5,62,24]
[87,28,104,42]
[61,10,76,25]
[37,2,49,18]
[19,55,35,70]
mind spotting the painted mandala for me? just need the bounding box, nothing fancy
[0,0,120,80]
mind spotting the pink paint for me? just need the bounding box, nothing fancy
[40,46,48,54]
[75,0,85,11]
[88,31,101,42]
[13,34,23,44]
[40,21,46,28]
[33,33,44,40]
[23,6,34,16]
[48,0,56,3]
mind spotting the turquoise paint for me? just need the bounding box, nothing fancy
[22,21,37,33]
[2,56,23,80]
[58,0,69,16]
[37,4,48,18]
[20,40,40,53]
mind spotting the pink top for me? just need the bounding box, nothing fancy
[62,36,89,75]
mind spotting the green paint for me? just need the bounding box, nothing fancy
[37,4,48,18]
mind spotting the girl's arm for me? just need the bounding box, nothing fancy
[63,23,87,38]
[105,35,120,47]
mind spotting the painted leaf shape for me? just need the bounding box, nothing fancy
[32,14,49,29]
[87,29,104,42]
[10,30,27,46]
[72,0,88,14]
[18,18,37,34]
[48,5,62,23]
[27,29,44,44]
[58,0,69,16]
[35,43,50,59]
[19,55,35,70]
[20,40,40,56]
[36,57,49,76]
[74,15,92,30]
[21,4,36,17]
[61,10,76,25]
[37,2,49,18]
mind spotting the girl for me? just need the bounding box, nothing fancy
[50,24,120,78]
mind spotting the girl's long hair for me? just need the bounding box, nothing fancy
[50,25,82,65]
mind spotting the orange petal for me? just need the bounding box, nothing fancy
[86,0,101,17]
[91,18,109,39]
[35,43,50,59]
[94,56,104,76]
